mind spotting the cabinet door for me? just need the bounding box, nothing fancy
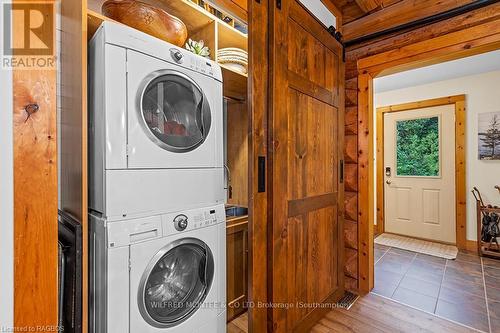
[269,0,345,331]
[226,220,248,321]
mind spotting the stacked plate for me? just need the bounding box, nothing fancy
[217,48,248,74]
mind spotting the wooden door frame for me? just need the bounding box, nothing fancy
[355,20,500,293]
[375,95,466,246]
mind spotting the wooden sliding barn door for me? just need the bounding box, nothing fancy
[269,0,345,332]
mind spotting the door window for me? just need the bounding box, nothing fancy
[141,72,211,152]
[396,116,440,177]
[138,239,214,328]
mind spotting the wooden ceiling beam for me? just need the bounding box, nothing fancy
[354,0,381,13]
[344,0,476,41]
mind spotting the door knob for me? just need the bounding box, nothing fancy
[386,180,392,185]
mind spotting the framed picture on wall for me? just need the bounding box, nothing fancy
[478,111,500,160]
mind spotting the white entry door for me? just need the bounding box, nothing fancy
[384,104,456,243]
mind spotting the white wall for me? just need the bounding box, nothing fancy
[374,70,500,241]
[0,1,14,328]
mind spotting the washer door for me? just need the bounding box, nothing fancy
[138,238,214,328]
[140,70,212,153]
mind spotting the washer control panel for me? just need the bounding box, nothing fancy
[163,204,225,235]
[188,57,214,76]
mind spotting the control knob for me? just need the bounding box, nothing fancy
[174,214,188,231]
[170,48,183,63]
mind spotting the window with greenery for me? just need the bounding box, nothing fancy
[396,116,439,176]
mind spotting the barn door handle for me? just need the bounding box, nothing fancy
[258,156,266,193]
[276,0,281,10]
[340,160,344,184]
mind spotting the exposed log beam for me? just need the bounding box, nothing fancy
[354,0,380,13]
[344,0,476,41]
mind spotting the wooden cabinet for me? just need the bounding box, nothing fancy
[226,217,248,321]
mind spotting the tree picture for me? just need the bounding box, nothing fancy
[478,112,500,160]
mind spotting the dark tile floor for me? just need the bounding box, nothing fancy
[373,243,500,333]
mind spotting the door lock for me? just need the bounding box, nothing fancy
[386,180,392,185]
[385,167,391,177]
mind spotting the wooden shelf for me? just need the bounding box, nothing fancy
[87,9,115,40]
[221,64,247,100]
[217,21,248,52]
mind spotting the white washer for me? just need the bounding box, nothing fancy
[90,204,226,333]
[89,21,225,220]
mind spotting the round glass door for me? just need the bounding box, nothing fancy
[138,238,214,328]
[140,71,212,153]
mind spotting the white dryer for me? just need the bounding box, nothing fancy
[89,21,225,220]
[90,204,226,333]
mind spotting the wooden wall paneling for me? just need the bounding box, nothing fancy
[344,47,359,293]
[227,101,249,207]
[345,106,358,135]
[344,191,358,222]
[344,247,359,278]
[343,0,476,41]
[344,135,358,163]
[61,0,88,331]
[344,219,358,250]
[345,276,358,292]
[357,73,374,293]
[344,163,358,192]
[247,0,268,329]
[345,85,357,107]
[13,0,58,326]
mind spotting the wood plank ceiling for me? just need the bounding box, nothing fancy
[333,0,404,24]
[333,0,478,41]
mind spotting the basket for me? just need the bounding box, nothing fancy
[473,186,500,259]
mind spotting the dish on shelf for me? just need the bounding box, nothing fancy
[220,62,247,74]
[217,47,248,74]
[102,0,188,47]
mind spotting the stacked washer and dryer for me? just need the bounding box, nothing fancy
[88,21,226,332]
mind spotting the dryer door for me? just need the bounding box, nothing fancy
[127,50,222,169]
[140,71,212,153]
[138,238,215,328]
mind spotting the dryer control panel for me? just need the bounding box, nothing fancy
[163,204,225,236]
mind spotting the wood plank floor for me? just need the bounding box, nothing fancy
[227,293,478,332]
[227,312,248,333]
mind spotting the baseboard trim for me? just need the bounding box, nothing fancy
[465,240,478,254]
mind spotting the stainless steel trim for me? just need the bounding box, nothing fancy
[89,214,108,333]
[137,237,215,328]
[136,69,212,153]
